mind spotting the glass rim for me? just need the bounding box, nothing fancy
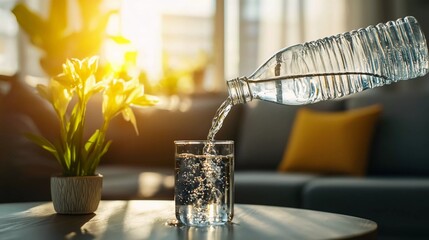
[174,140,234,145]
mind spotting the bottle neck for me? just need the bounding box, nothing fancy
[227,77,253,105]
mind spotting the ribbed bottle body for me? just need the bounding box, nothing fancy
[240,16,428,105]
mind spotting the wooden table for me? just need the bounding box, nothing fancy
[0,200,376,240]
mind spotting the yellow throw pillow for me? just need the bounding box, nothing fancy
[278,105,382,176]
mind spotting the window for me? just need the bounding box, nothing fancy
[104,0,218,94]
[7,0,425,93]
[0,1,18,77]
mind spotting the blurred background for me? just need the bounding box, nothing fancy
[2,3,429,237]
[1,0,429,96]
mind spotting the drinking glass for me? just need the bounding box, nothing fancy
[174,140,234,226]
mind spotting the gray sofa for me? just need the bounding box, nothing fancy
[233,91,429,240]
[2,78,429,240]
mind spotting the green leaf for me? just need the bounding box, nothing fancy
[12,4,47,48]
[25,133,72,173]
[67,104,83,139]
[47,0,67,36]
[83,130,101,158]
[89,140,112,175]
[53,140,69,171]
[25,133,57,155]
[101,140,112,157]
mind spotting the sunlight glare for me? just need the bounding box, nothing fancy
[103,0,213,89]
[138,172,164,198]
[120,1,162,81]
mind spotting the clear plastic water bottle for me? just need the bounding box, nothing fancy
[227,16,429,105]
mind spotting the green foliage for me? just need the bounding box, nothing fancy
[12,0,116,76]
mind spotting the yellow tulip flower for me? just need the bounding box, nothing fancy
[102,77,157,135]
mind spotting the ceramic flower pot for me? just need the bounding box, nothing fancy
[51,174,103,214]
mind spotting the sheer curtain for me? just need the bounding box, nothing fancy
[0,1,18,77]
[225,0,410,81]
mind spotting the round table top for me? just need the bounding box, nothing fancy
[0,200,376,240]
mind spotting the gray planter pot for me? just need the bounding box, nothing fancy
[51,174,103,214]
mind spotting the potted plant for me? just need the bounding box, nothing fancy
[27,56,157,214]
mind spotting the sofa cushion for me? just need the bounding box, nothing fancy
[347,91,429,176]
[303,177,429,239]
[278,105,381,176]
[234,171,319,207]
[235,100,344,170]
